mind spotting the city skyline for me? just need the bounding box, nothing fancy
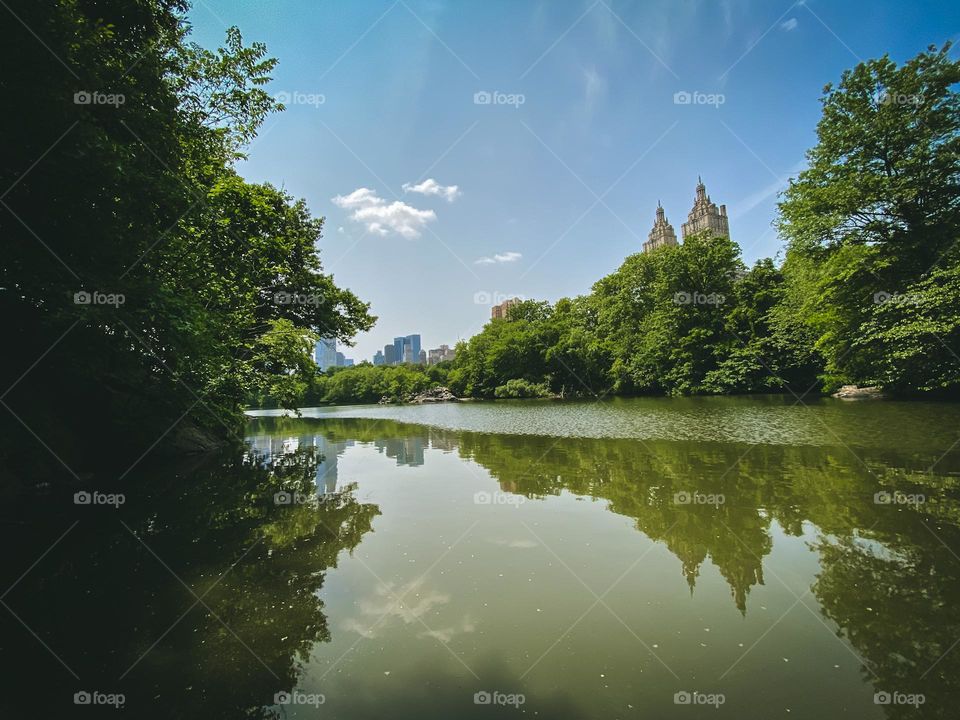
[186,0,959,361]
[320,333,457,367]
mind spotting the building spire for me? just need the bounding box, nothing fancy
[682,175,730,240]
[644,200,677,252]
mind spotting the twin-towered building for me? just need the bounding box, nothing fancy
[643,177,730,253]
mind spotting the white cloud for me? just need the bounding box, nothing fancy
[402,178,461,202]
[475,251,522,265]
[331,187,380,210]
[332,187,436,239]
[780,18,798,31]
[342,579,464,640]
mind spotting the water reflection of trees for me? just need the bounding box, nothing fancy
[0,444,379,718]
[256,415,960,718]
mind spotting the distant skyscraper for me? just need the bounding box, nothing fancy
[406,334,421,361]
[428,344,456,364]
[335,351,345,367]
[391,334,422,364]
[315,337,337,371]
[418,349,427,364]
[373,350,385,365]
[491,298,521,320]
[384,344,397,365]
[343,358,354,367]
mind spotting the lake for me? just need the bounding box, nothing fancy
[3,396,960,718]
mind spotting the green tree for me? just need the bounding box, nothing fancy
[1,1,372,482]
[777,43,960,388]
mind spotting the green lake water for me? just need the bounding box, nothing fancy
[3,396,960,718]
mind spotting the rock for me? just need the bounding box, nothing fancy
[832,384,885,399]
[406,386,459,404]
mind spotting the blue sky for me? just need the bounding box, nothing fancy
[188,0,958,362]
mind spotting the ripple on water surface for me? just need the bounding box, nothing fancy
[248,395,960,451]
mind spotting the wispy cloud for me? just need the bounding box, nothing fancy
[582,66,607,116]
[332,187,436,239]
[729,160,805,220]
[402,178,461,202]
[475,251,522,265]
[780,17,798,31]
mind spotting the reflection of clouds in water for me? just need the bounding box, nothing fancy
[490,538,539,549]
[342,617,377,638]
[418,617,475,643]
[343,579,475,641]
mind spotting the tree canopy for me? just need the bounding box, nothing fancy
[2,0,373,481]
